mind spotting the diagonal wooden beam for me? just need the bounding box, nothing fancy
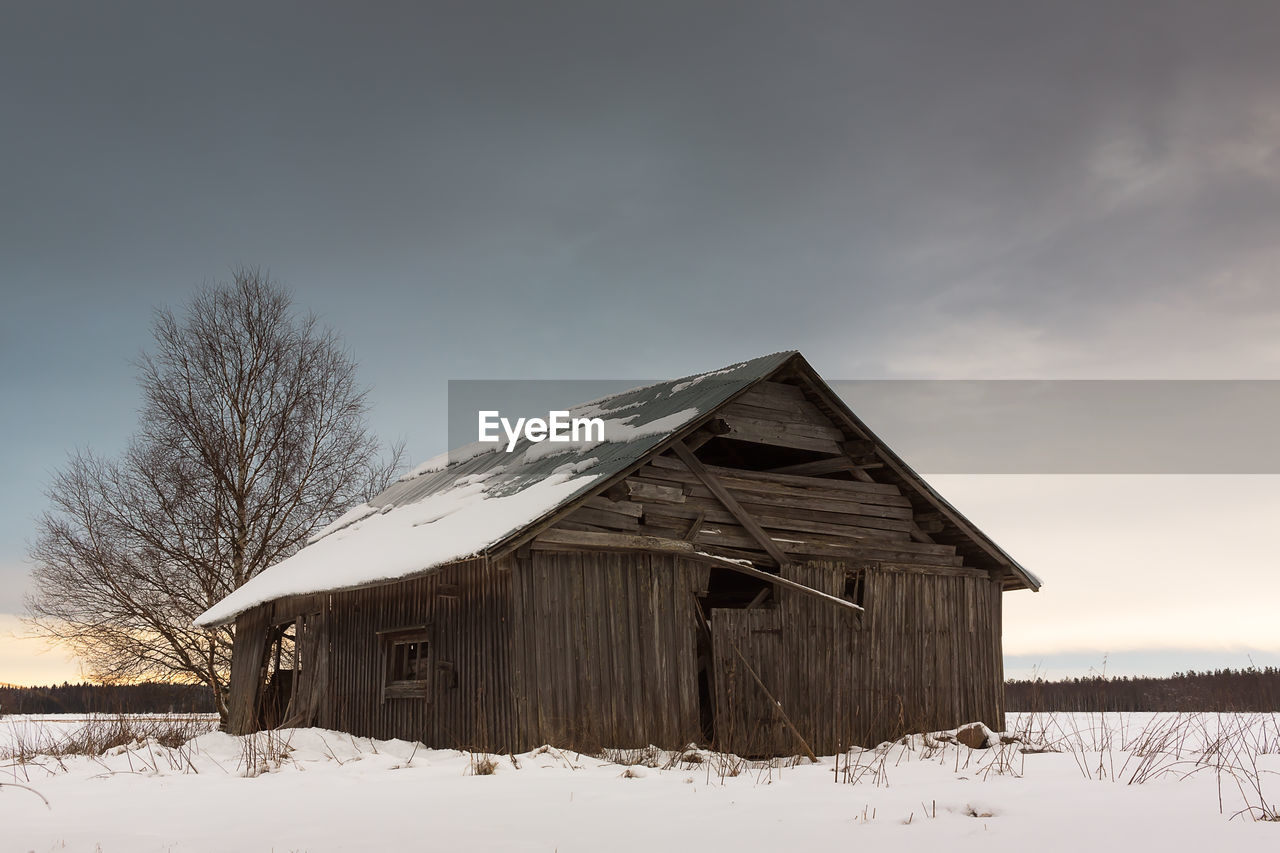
[670,440,790,569]
[723,634,818,763]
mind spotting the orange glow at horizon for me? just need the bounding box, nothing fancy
[0,614,86,687]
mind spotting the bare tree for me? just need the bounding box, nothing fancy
[27,269,401,724]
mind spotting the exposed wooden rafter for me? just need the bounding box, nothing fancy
[670,440,791,569]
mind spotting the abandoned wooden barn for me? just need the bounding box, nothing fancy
[196,351,1040,754]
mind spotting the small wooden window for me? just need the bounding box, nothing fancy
[381,628,433,700]
[391,638,430,681]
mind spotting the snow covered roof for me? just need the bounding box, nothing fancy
[194,352,797,627]
[196,349,1041,628]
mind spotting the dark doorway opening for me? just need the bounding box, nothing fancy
[257,620,296,729]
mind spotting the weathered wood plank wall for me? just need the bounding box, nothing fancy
[711,560,1004,753]
[321,557,517,749]
[508,550,707,750]
[227,605,269,733]
[711,607,791,755]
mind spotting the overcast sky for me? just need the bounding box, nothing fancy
[3,2,1279,684]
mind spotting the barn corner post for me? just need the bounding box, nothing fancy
[224,603,269,735]
[990,566,1008,730]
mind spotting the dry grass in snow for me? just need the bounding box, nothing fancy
[1,711,1277,852]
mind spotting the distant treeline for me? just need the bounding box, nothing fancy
[7,669,1278,716]
[1006,667,1280,712]
[0,682,215,715]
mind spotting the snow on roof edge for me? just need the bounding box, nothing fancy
[193,352,798,627]
[195,470,603,627]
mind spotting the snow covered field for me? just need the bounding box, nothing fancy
[2,712,1277,852]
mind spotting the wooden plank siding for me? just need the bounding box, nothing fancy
[227,605,269,734]
[711,607,791,756]
[706,560,1004,754]
[231,549,1004,751]
[320,558,518,749]
[509,550,707,751]
[845,563,1003,746]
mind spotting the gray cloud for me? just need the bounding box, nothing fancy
[6,3,1279,367]
[3,2,1280,667]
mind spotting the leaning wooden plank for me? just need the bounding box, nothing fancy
[530,528,862,613]
[723,634,818,763]
[670,441,791,568]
